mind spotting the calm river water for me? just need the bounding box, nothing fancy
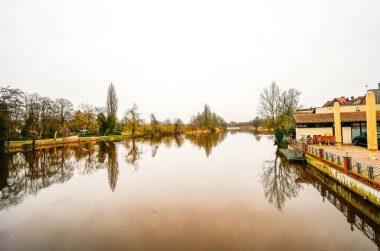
[1,131,380,251]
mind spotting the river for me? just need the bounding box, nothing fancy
[0,131,379,251]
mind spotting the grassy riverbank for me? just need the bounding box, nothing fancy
[4,128,227,152]
[5,135,130,152]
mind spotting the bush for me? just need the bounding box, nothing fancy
[275,128,287,148]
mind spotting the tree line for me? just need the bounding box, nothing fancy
[0,83,227,150]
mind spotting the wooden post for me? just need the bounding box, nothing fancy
[343,156,352,173]
[318,148,324,159]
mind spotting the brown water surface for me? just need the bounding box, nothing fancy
[0,132,379,251]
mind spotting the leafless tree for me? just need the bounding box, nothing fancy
[258,81,301,129]
[55,98,73,126]
[79,103,96,131]
[0,86,24,137]
[123,104,141,135]
[173,118,184,135]
[258,81,281,125]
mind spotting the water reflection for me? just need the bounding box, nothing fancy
[1,132,380,250]
[0,147,75,209]
[125,139,142,170]
[0,134,228,209]
[262,152,380,249]
[106,142,119,191]
[185,132,227,157]
[261,152,302,211]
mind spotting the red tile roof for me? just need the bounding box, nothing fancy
[322,97,349,107]
[293,111,380,124]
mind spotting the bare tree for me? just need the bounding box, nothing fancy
[173,118,184,135]
[55,98,73,126]
[0,86,24,136]
[123,104,141,136]
[258,81,300,130]
[258,81,280,126]
[79,103,96,131]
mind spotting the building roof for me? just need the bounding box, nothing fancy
[360,90,380,105]
[342,96,364,106]
[293,111,380,124]
[322,97,348,107]
[294,107,315,114]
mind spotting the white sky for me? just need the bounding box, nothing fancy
[0,0,379,122]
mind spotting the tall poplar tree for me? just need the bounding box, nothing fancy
[106,82,118,134]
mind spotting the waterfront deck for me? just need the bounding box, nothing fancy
[314,144,380,167]
[289,139,380,207]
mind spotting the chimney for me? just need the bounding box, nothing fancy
[378,83,380,89]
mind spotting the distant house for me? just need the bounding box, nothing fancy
[79,129,88,135]
[293,84,380,144]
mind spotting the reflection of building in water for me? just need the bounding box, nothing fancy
[313,181,380,248]
[304,165,380,249]
[276,153,380,249]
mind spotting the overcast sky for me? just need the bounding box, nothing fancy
[0,0,379,122]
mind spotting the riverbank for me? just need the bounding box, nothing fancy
[227,126,272,133]
[4,135,129,152]
[4,129,228,152]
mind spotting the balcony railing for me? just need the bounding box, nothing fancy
[287,138,380,182]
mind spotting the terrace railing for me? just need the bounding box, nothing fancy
[288,138,380,183]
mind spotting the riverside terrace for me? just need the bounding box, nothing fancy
[290,139,380,180]
[288,138,380,207]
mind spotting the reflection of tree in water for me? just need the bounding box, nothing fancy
[92,141,120,191]
[73,143,100,174]
[254,133,261,142]
[261,153,302,211]
[0,134,227,209]
[139,136,166,158]
[186,132,227,157]
[135,135,183,158]
[125,139,143,170]
[174,135,184,147]
[0,142,123,208]
[106,142,119,192]
[229,130,262,141]
[0,146,75,210]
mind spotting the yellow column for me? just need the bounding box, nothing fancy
[366,91,378,159]
[334,102,342,149]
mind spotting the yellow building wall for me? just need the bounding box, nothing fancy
[296,127,352,143]
[296,127,333,140]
